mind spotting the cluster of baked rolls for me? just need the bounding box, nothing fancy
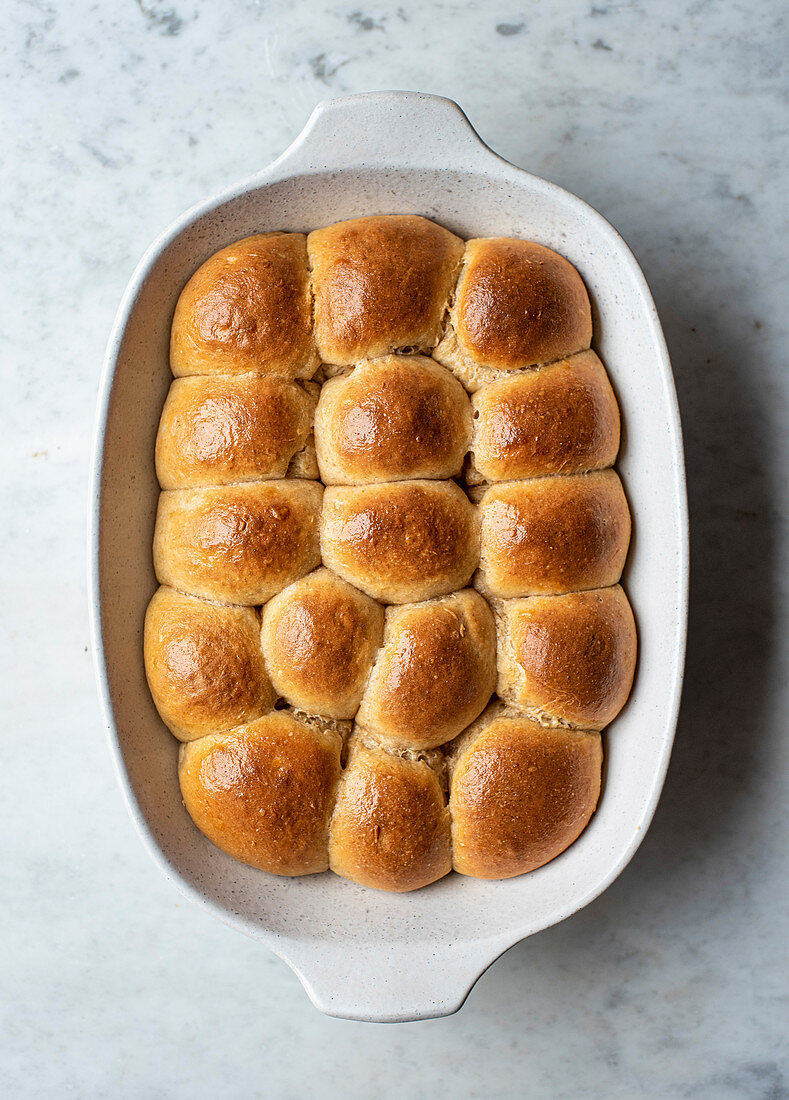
[145,215,636,892]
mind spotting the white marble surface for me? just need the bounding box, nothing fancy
[2,0,788,1095]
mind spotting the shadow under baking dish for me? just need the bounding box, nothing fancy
[91,92,687,1022]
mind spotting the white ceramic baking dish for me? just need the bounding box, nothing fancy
[89,90,688,1023]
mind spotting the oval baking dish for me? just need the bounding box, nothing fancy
[89,91,688,1023]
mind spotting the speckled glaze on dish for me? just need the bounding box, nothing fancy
[89,91,688,1023]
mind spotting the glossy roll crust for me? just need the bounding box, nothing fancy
[495,585,637,729]
[328,736,452,892]
[469,350,620,482]
[155,375,317,489]
[153,480,322,605]
[476,470,631,599]
[356,590,496,750]
[320,480,480,603]
[260,568,385,719]
[170,233,318,379]
[314,355,472,484]
[434,238,592,390]
[308,215,464,365]
[149,215,636,892]
[144,586,275,741]
[179,712,343,874]
[449,706,602,878]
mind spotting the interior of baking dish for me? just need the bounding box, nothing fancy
[145,215,636,895]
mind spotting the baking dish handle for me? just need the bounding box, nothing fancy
[271,90,501,175]
[283,937,509,1023]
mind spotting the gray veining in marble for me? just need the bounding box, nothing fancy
[1,0,787,1097]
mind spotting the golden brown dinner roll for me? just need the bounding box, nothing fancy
[356,590,496,749]
[476,471,631,599]
[434,238,592,390]
[448,704,602,878]
[260,568,385,719]
[314,355,472,484]
[328,735,452,891]
[178,711,343,875]
[155,375,317,490]
[144,586,275,741]
[469,350,620,482]
[153,480,322,605]
[170,233,318,379]
[307,215,464,365]
[320,480,480,603]
[495,585,637,729]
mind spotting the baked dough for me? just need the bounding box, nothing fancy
[171,233,318,379]
[314,355,471,484]
[328,735,452,892]
[147,216,635,891]
[308,215,464,365]
[449,705,602,878]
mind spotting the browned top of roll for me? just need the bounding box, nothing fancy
[356,589,496,749]
[470,351,620,481]
[155,375,316,490]
[170,233,318,379]
[320,480,480,603]
[476,471,631,599]
[178,712,343,875]
[314,355,472,484]
[328,737,451,892]
[144,586,275,741]
[496,585,637,729]
[153,480,322,605]
[308,215,464,365]
[449,707,602,879]
[452,238,592,371]
[260,568,385,720]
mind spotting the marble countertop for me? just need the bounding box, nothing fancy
[2,0,787,1096]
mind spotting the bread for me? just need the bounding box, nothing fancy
[468,350,620,482]
[448,704,602,878]
[495,585,637,729]
[170,233,318,379]
[356,589,496,750]
[153,480,322,605]
[260,568,385,719]
[147,215,637,891]
[179,711,343,874]
[308,215,464,365]
[155,375,317,489]
[144,586,275,741]
[434,238,592,390]
[314,355,471,484]
[475,470,631,599]
[320,480,480,603]
[328,735,452,892]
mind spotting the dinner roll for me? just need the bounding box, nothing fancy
[329,735,452,892]
[496,585,637,729]
[260,568,385,719]
[170,233,318,379]
[153,480,322,605]
[144,586,275,741]
[314,355,472,484]
[469,351,620,482]
[356,590,496,749]
[320,480,480,603]
[307,215,464,365]
[448,705,602,878]
[179,711,343,875]
[155,375,317,490]
[476,471,631,599]
[434,238,592,390]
